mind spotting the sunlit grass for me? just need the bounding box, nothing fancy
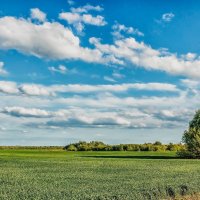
[0,149,200,199]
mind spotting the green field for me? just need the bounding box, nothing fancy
[0,149,200,200]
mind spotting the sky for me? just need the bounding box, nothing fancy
[0,0,200,145]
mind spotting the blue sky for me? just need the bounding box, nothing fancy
[0,0,200,145]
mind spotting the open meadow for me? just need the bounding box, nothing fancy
[0,149,200,200]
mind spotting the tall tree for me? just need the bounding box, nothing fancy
[178,110,200,158]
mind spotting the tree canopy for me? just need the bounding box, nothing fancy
[178,110,200,158]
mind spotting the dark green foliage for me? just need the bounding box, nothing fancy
[179,185,188,196]
[189,110,200,130]
[154,141,162,145]
[182,128,200,158]
[64,141,184,152]
[165,186,175,198]
[178,110,200,158]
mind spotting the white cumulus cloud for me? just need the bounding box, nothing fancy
[0,81,179,97]
[59,12,106,33]
[48,65,68,74]
[0,15,103,62]
[112,22,144,39]
[162,12,175,22]
[59,3,106,33]
[0,81,18,94]
[90,37,200,78]
[2,107,51,118]
[30,8,47,22]
[0,62,8,76]
[19,84,54,96]
[1,10,200,79]
[70,4,103,13]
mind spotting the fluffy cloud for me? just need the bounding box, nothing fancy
[2,107,51,118]
[112,71,125,79]
[2,103,190,129]
[153,109,191,122]
[56,94,184,109]
[38,82,180,94]
[0,106,166,128]
[0,81,18,94]
[0,10,199,79]
[0,82,53,96]
[30,8,46,22]
[0,16,103,62]
[0,62,8,76]
[59,12,106,33]
[162,12,175,22]
[90,37,200,78]
[70,4,103,13]
[0,80,180,96]
[103,76,116,82]
[48,65,68,74]
[59,3,106,33]
[19,84,54,96]
[0,81,179,96]
[82,14,106,26]
[67,0,75,6]
[46,116,131,128]
[112,22,144,39]
[181,79,200,89]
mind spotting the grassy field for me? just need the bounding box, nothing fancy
[0,149,200,200]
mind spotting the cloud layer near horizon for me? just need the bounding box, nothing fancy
[0,79,198,130]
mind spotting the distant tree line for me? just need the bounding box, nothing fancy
[0,146,63,150]
[64,109,200,157]
[64,141,184,152]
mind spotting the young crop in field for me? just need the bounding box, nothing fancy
[0,149,200,199]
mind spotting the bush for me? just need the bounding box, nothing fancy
[66,144,77,151]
